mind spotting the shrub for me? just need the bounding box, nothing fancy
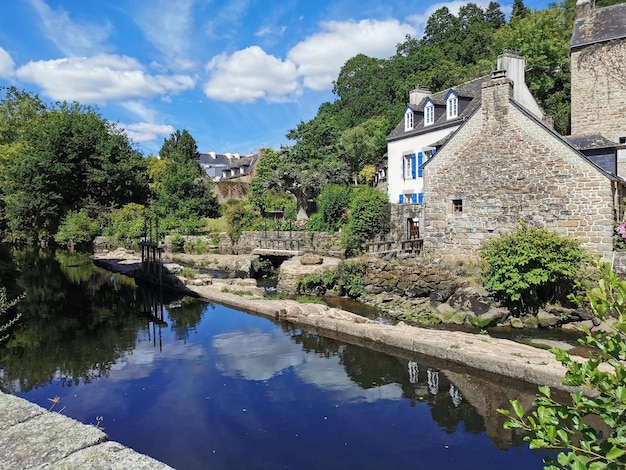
[0,286,23,343]
[340,187,390,256]
[478,222,590,314]
[54,209,100,247]
[316,184,352,233]
[336,261,366,298]
[499,262,626,469]
[223,200,261,242]
[105,203,148,245]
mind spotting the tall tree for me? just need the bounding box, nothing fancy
[485,2,505,28]
[511,0,529,21]
[0,99,148,243]
[159,129,200,163]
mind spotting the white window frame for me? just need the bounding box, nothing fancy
[404,109,414,131]
[424,100,434,126]
[446,92,458,119]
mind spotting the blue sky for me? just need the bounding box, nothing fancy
[0,0,552,156]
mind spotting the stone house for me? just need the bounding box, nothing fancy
[421,69,623,259]
[569,0,626,176]
[418,0,626,260]
[385,50,545,241]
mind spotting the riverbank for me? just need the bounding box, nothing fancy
[92,249,578,392]
[0,391,173,469]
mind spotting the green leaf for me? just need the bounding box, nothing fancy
[511,400,525,419]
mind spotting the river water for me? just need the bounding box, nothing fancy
[0,248,554,469]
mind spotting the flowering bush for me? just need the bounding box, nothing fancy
[614,221,626,251]
[295,219,307,228]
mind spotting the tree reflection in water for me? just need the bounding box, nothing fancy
[0,248,552,468]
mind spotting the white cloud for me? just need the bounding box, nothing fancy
[203,46,299,103]
[122,122,176,144]
[27,0,111,56]
[134,0,195,69]
[288,19,416,91]
[255,25,287,38]
[15,54,195,103]
[0,47,15,78]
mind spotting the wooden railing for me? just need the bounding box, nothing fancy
[362,238,423,256]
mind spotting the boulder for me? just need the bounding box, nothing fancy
[300,254,323,265]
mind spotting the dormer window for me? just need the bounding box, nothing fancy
[404,108,414,131]
[424,100,434,126]
[446,91,458,119]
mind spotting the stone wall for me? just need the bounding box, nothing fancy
[423,77,617,260]
[389,203,422,241]
[223,231,343,257]
[570,38,626,143]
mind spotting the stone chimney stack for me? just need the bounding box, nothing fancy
[575,0,592,20]
[481,71,513,126]
[409,86,431,106]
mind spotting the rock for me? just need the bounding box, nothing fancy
[476,307,508,328]
[537,309,559,327]
[163,263,184,274]
[300,254,323,265]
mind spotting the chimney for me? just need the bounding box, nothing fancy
[409,86,431,106]
[481,72,513,124]
[575,0,592,20]
[496,48,545,121]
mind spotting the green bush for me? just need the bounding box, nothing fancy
[316,184,352,233]
[223,200,261,242]
[499,262,626,469]
[336,261,366,298]
[478,222,590,314]
[170,233,185,253]
[54,209,100,247]
[104,203,148,245]
[340,186,390,256]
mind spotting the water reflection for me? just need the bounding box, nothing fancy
[0,248,551,468]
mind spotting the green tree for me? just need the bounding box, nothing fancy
[511,0,530,22]
[0,99,148,243]
[337,116,389,184]
[500,262,626,469]
[150,130,220,231]
[0,285,23,344]
[159,129,200,163]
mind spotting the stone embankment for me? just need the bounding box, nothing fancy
[279,255,603,331]
[0,392,173,469]
[92,249,574,391]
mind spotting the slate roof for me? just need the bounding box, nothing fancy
[198,152,230,166]
[387,75,490,142]
[571,2,626,49]
[565,134,619,151]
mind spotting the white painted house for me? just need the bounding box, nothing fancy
[385,49,545,208]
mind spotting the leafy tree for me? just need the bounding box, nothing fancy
[0,98,148,243]
[150,129,220,231]
[159,129,200,163]
[222,199,261,241]
[485,2,505,29]
[491,5,572,134]
[337,116,389,184]
[105,203,148,245]
[511,0,530,22]
[478,222,590,314]
[341,186,390,256]
[499,262,626,469]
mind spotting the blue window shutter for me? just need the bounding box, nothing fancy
[412,193,417,203]
[418,193,424,204]
[431,148,437,155]
[401,157,405,180]
[418,152,423,177]
[411,153,417,179]
[399,194,404,204]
